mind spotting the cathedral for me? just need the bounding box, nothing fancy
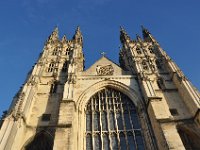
[0,26,200,150]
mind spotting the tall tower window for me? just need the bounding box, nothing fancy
[148,46,153,53]
[62,61,69,72]
[155,60,163,70]
[142,60,148,70]
[50,82,58,93]
[47,63,55,72]
[136,47,142,54]
[52,48,58,55]
[65,48,70,55]
[85,88,145,150]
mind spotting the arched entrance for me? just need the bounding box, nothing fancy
[24,131,54,150]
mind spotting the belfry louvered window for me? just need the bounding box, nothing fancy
[85,88,145,150]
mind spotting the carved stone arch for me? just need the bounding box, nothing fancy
[77,80,143,112]
[74,80,155,150]
[177,123,200,149]
[21,130,54,150]
[74,79,158,150]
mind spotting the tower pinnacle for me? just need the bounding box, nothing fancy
[141,25,157,43]
[46,26,59,44]
[73,26,83,44]
[120,26,131,44]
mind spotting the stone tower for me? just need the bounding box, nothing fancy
[0,26,200,150]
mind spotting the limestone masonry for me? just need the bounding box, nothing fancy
[0,26,200,150]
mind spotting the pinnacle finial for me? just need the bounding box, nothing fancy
[62,35,67,42]
[73,26,83,44]
[75,26,81,35]
[141,25,145,30]
[141,25,150,34]
[46,26,59,43]
[120,26,131,44]
[141,25,157,43]
[77,26,80,31]
[120,26,124,31]
[136,34,142,42]
[52,26,59,37]
[54,26,59,33]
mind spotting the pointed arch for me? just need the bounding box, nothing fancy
[77,80,143,112]
[84,87,145,149]
[23,130,54,150]
[75,80,151,150]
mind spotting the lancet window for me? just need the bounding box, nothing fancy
[85,88,145,150]
[52,48,58,55]
[142,60,148,70]
[65,48,70,55]
[148,46,153,53]
[47,63,55,72]
[136,47,142,54]
[62,61,69,72]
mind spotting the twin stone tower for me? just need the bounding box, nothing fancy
[0,26,200,150]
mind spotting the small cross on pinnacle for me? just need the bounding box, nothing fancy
[101,52,106,57]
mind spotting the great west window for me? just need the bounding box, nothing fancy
[85,88,145,150]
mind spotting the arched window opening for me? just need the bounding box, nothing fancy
[178,127,200,150]
[50,81,58,93]
[65,48,70,55]
[52,48,58,55]
[142,60,148,70]
[85,88,145,150]
[47,63,55,72]
[136,47,142,54]
[25,131,54,150]
[148,46,153,53]
[155,60,163,70]
[62,61,69,72]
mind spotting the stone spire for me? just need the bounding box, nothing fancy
[136,34,142,42]
[61,35,67,43]
[46,26,59,44]
[73,26,83,45]
[120,26,131,44]
[141,25,157,43]
[141,26,157,43]
[50,26,59,40]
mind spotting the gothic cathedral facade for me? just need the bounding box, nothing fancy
[0,26,200,150]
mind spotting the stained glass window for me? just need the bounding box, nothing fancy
[85,88,145,150]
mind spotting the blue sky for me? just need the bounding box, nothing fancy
[0,0,200,115]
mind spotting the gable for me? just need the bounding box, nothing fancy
[80,56,131,76]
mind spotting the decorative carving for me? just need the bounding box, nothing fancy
[27,75,37,86]
[96,64,114,76]
[12,92,25,121]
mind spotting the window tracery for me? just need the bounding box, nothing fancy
[85,88,145,150]
[52,48,58,55]
[148,46,153,53]
[65,48,70,55]
[142,61,148,70]
[62,61,69,72]
[136,47,142,54]
[47,63,55,72]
